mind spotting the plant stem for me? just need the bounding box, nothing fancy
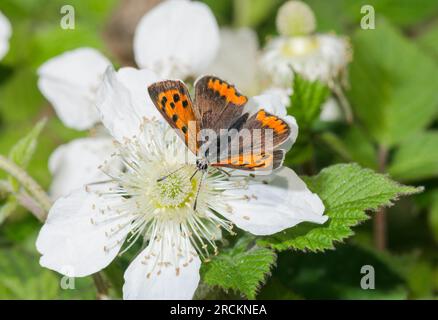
[374,145,388,251]
[93,273,110,300]
[0,155,51,220]
[16,191,47,222]
[332,82,354,124]
[0,154,109,299]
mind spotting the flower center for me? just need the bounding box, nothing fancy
[151,166,196,208]
[281,37,319,57]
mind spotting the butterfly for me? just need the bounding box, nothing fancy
[148,76,291,208]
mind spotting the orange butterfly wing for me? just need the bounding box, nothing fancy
[148,80,200,154]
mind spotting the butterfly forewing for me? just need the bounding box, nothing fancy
[148,80,199,154]
[194,76,248,135]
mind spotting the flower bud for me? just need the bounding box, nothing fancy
[276,1,316,36]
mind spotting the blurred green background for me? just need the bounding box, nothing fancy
[0,0,437,299]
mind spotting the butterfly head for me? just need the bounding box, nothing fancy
[196,158,209,171]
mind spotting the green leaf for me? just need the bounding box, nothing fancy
[348,19,438,147]
[257,163,422,252]
[289,72,330,128]
[9,118,47,169]
[7,118,46,191]
[201,237,276,299]
[388,131,438,182]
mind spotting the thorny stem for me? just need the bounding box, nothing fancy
[0,154,109,299]
[0,155,51,218]
[374,145,388,251]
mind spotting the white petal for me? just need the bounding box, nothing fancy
[215,167,327,236]
[207,28,260,96]
[37,48,111,130]
[36,187,131,277]
[246,92,299,147]
[134,0,219,79]
[123,228,201,300]
[48,137,116,200]
[0,11,12,60]
[96,66,161,142]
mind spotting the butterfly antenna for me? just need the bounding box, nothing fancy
[157,165,186,182]
[193,171,206,211]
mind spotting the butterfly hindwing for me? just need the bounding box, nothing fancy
[241,109,291,150]
[212,149,285,171]
[210,109,290,171]
[148,80,199,154]
[194,76,248,134]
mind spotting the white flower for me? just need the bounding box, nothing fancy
[48,137,116,200]
[36,67,327,300]
[37,48,111,130]
[0,11,12,61]
[134,0,220,79]
[207,28,260,96]
[260,34,351,88]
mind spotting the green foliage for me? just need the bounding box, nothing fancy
[348,18,438,147]
[201,237,276,299]
[418,22,438,59]
[306,0,438,32]
[233,0,281,28]
[289,72,330,129]
[9,118,46,170]
[284,73,330,166]
[320,127,378,170]
[388,131,438,182]
[428,192,438,244]
[259,244,408,299]
[258,163,422,251]
[0,120,46,223]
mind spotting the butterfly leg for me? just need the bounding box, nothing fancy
[193,170,206,211]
